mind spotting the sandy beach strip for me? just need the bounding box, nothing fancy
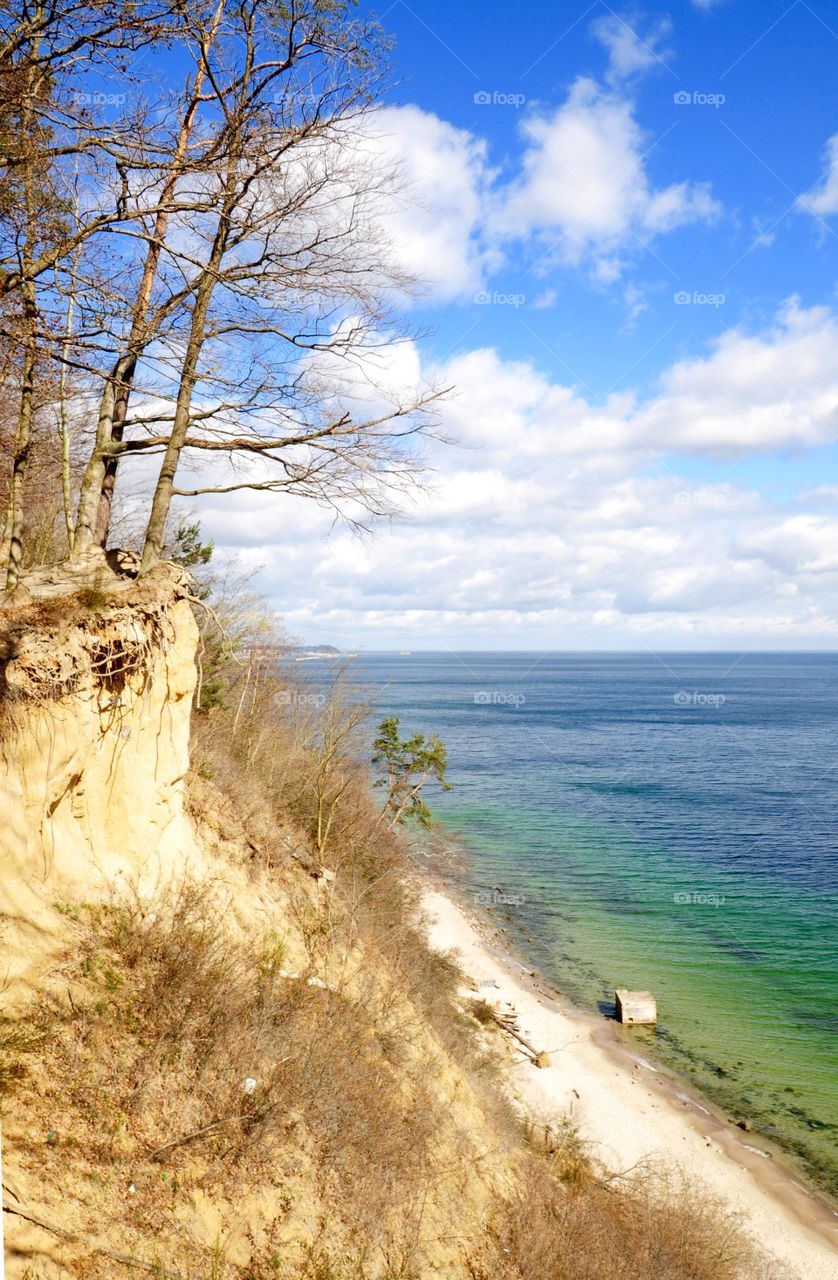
[420,884,838,1280]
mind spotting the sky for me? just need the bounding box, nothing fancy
[191,0,838,650]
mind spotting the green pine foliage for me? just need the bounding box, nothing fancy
[372,715,451,828]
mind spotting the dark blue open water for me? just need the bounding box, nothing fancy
[349,651,838,1194]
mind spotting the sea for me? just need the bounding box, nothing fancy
[335,651,838,1197]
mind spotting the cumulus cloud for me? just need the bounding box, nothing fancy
[636,300,838,453]
[492,79,720,276]
[360,105,494,302]
[742,516,838,577]
[192,303,838,646]
[591,13,674,83]
[352,88,719,300]
[798,132,838,216]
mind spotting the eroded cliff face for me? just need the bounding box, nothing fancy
[0,562,505,1280]
[0,562,200,1005]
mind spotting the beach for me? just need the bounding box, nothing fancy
[420,883,838,1280]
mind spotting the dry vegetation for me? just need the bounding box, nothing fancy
[464,1159,765,1280]
[1,592,774,1279]
[8,881,468,1275]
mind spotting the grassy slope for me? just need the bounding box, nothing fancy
[1,592,772,1280]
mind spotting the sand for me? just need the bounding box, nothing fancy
[420,885,838,1280]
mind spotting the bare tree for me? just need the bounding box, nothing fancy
[0,1,445,583]
[79,0,227,552]
[0,0,174,585]
[125,3,446,570]
[0,24,57,583]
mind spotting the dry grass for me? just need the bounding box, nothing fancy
[0,1015,45,1095]
[464,1156,769,1280]
[523,1115,596,1189]
[188,659,492,1078]
[2,628,776,1279]
[5,874,464,1273]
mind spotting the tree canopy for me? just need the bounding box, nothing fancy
[0,0,444,589]
[372,715,451,829]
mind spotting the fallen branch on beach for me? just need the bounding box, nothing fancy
[474,1001,551,1068]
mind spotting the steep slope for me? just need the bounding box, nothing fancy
[0,562,506,1276]
[0,562,200,1010]
[0,561,770,1280]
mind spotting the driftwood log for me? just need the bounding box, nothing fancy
[486,1006,550,1068]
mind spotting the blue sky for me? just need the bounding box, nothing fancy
[374,0,838,388]
[191,0,838,650]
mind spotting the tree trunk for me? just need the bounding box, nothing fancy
[71,376,118,558]
[74,0,225,554]
[2,41,42,590]
[1,319,36,589]
[138,268,218,571]
[139,140,238,572]
[58,235,83,554]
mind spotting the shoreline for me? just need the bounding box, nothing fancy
[416,870,838,1280]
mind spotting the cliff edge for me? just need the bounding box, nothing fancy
[0,564,773,1280]
[1,562,199,1009]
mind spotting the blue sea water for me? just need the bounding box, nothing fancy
[350,651,838,1194]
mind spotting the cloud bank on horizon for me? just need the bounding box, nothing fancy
[191,1,838,650]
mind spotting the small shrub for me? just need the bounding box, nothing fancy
[468,997,498,1027]
[466,1157,766,1280]
[259,930,286,976]
[524,1115,594,1188]
[75,582,110,612]
[0,1016,44,1094]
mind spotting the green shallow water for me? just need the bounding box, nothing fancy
[439,801,838,1195]
[351,652,838,1200]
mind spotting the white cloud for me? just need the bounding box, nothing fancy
[493,79,720,276]
[434,302,838,467]
[742,516,838,576]
[532,287,558,309]
[798,132,838,216]
[361,105,494,302]
[193,303,838,647]
[623,282,648,324]
[636,300,838,453]
[591,13,673,83]
[346,90,720,301]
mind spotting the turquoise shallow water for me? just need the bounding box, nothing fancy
[349,652,838,1194]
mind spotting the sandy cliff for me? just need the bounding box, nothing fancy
[0,564,200,1009]
[0,567,503,1277]
[0,565,806,1280]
